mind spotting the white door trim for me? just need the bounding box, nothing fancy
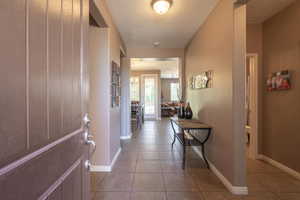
[246,53,259,159]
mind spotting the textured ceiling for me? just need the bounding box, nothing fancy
[105,0,220,48]
[247,0,296,24]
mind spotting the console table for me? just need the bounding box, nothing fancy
[170,117,212,169]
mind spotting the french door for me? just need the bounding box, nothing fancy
[141,74,159,120]
[0,0,91,199]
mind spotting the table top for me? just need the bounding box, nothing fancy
[170,117,212,129]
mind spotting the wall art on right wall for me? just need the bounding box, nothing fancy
[266,70,291,91]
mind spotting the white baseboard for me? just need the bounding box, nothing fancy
[192,146,248,195]
[111,148,122,169]
[258,154,300,180]
[91,148,122,172]
[90,165,111,172]
[120,134,132,140]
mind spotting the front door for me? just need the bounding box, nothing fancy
[0,0,91,199]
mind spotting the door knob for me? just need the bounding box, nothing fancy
[84,160,91,171]
[83,113,91,128]
[83,131,96,156]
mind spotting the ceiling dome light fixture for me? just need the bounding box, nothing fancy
[151,0,173,15]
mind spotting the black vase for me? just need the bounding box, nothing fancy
[178,103,185,119]
[185,103,193,119]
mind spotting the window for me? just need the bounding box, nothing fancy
[170,83,179,102]
[130,77,140,101]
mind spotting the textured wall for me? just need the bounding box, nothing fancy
[89,27,110,165]
[89,0,126,165]
[262,1,300,172]
[185,0,246,186]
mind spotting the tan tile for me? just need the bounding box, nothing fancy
[247,159,282,174]
[241,192,279,200]
[91,172,107,191]
[246,174,269,194]
[139,152,161,160]
[185,160,208,174]
[192,172,227,192]
[202,192,242,200]
[277,193,300,200]
[133,173,165,191]
[93,192,130,200]
[112,160,137,173]
[159,151,182,160]
[167,192,204,200]
[136,161,162,173]
[118,152,139,162]
[258,173,300,194]
[161,161,185,173]
[95,173,134,191]
[164,173,199,191]
[130,192,167,200]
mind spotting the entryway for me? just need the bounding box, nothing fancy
[245,54,259,159]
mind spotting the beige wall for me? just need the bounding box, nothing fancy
[90,0,126,165]
[185,0,246,186]
[262,1,300,172]
[89,27,110,165]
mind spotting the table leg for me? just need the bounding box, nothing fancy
[182,143,186,169]
[171,134,176,149]
[201,144,209,169]
[201,129,211,169]
[170,119,176,149]
[182,128,186,170]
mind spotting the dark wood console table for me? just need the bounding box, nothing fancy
[170,117,212,169]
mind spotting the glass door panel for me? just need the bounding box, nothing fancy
[144,77,155,115]
[141,74,158,119]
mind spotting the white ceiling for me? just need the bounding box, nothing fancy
[247,0,296,24]
[131,58,179,78]
[105,0,220,48]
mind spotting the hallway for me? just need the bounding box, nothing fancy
[90,119,300,200]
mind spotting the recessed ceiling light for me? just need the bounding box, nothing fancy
[151,0,172,15]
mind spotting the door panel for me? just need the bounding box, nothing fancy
[62,163,82,200]
[0,0,27,168]
[28,0,48,147]
[0,0,90,199]
[72,0,83,131]
[49,0,63,140]
[62,0,75,134]
[0,133,83,199]
[47,186,63,200]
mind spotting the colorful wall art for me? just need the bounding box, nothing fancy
[266,70,291,91]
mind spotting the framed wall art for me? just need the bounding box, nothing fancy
[266,70,291,91]
[111,61,121,107]
[191,71,213,89]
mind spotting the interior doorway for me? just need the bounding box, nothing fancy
[129,58,181,125]
[245,54,259,159]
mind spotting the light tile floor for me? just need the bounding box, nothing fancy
[91,119,300,200]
